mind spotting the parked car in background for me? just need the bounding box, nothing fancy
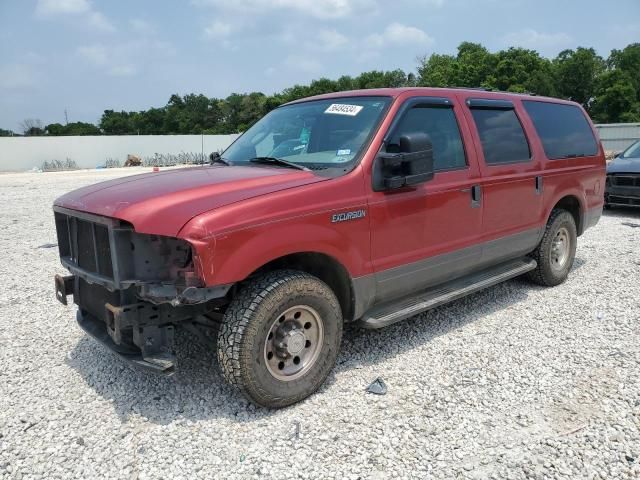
[53,88,605,408]
[605,139,640,208]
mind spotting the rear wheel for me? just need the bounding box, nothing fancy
[527,209,577,286]
[217,270,343,408]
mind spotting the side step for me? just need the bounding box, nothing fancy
[359,258,537,329]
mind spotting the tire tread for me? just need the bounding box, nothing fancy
[217,270,342,408]
[527,209,576,286]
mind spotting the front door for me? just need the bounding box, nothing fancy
[368,96,483,303]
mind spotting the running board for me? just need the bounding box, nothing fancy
[359,258,537,329]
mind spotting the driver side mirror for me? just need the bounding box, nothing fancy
[373,133,434,191]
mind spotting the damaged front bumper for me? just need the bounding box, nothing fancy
[77,309,177,375]
[55,273,227,375]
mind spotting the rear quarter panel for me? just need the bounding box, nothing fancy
[526,101,606,228]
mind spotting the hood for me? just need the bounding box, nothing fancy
[607,156,640,174]
[54,165,327,236]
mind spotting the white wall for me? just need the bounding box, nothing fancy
[0,134,240,171]
[594,123,640,152]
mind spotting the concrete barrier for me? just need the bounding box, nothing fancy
[0,134,240,171]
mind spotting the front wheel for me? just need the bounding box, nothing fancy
[217,270,343,408]
[527,209,577,286]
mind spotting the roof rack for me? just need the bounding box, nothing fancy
[446,86,490,91]
[443,86,537,96]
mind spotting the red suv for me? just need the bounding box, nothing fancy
[54,88,605,407]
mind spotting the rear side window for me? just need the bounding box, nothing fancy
[387,106,466,171]
[522,101,598,159]
[470,108,530,165]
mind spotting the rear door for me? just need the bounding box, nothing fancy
[460,96,543,264]
[368,95,484,302]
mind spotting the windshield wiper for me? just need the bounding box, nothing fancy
[248,157,309,171]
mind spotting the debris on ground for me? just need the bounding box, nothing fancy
[366,378,388,395]
[291,420,301,440]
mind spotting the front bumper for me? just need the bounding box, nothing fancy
[56,273,214,376]
[77,309,176,375]
[605,178,640,207]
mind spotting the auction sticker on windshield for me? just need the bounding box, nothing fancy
[325,104,363,116]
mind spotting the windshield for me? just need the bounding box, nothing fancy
[222,96,392,173]
[621,140,640,159]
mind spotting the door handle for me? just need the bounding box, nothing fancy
[471,185,481,208]
[535,175,543,195]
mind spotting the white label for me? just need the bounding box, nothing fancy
[337,149,351,156]
[325,103,363,116]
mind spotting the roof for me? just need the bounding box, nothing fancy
[285,87,574,107]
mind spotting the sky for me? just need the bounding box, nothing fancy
[1,0,639,132]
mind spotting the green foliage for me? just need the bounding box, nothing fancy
[100,110,135,135]
[590,70,640,123]
[554,47,605,109]
[417,53,459,87]
[45,121,101,135]
[456,42,495,88]
[417,42,639,122]
[19,42,640,137]
[591,43,640,122]
[608,43,640,92]
[94,69,417,135]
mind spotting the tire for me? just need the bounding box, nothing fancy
[527,209,577,287]
[217,270,343,408]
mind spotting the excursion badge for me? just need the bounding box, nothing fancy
[331,209,367,223]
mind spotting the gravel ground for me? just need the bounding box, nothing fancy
[1,168,639,480]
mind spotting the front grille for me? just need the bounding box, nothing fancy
[611,174,640,187]
[54,211,114,280]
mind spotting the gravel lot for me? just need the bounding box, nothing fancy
[1,168,639,480]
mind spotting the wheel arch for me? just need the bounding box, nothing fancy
[549,194,585,235]
[247,252,358,322]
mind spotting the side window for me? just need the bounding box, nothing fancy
[387,105,466,171]
[470,108,531,165]
[522,100,598,159]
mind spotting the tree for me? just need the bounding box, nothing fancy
[335,75,355,91]
[66,122,101,135]
[100,110,131,134]
[488,48,551,93]
[608,43,640,93]
[591,70,640,123]
[15,41,640,137]
[0,128,14,136]
[456,42,495,88]
[307,78,338,96]
[20,118,44,136]
[554,47,604,109]
[133,107,167,135]
[45,123,66,135]
[418,54,459,87]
